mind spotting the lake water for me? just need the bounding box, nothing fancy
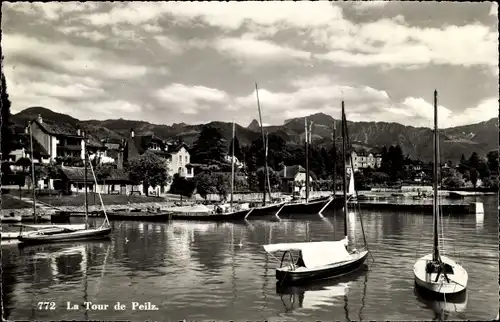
[2,196,498,321]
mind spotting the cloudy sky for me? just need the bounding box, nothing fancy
[2,1,498,129]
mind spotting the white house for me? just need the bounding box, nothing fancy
[167,144,193,178]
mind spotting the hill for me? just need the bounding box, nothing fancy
[12,107,497,163]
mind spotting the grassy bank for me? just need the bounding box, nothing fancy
[36,193,167,207]
[1,194,33,209]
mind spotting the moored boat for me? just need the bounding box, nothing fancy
[0,212,22,223]
[263,101,371,285]
[413,90,468,297]
[18,130,112,245]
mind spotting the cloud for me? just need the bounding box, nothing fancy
[7,2,100,21]
[3,33,149,80]
[387,96,498,128]
[155,84,229,115]
[353,1,390,10]
[490,2,498,16]
[448,97,498,127]
[234,77,390,122]
[315,20,497,69]
[213,36,311,64]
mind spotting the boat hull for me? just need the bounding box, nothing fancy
[170,208,249,220]
[107,211,171,221]
[0,215,22,223]
[18,227,111,245]
[279,197,329,217]
[245,202,286,219]
[413,254,468,296]
[276,250,368,284]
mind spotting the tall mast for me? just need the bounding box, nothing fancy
[265,132,272,198]
[255,82,270,205]
[83,131,89,230]
[341,101,348,238]
[332,121,337,196]
[230,121,235,208]
[29,123,37,223]
[305,118,310,203]
[432,90,440,262]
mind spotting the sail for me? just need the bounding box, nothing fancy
[263,237,351,268]
[347,171,355,196]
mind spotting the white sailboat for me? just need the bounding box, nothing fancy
[413,90,468,296]
[263,101,369,284]
[18,133,112,244]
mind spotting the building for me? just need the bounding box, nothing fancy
[277,165,315,196]
[223,155,245,169]
[167,143,194,178]
[121,129,194,195]
[28,115,106,163]
[59,166,138,195]
[350,150,382,172]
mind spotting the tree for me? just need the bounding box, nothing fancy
[372,172,390,185]
[468,152,480,170]
[229,136,243,162]
[191,125,227,164]
[170,174,196,204]
[127,151,171,196]
[1,55,15,183]
[94,164,113,193]
[469,168,479,188]
[250,167,280,192]
[193,172,217,200]
[441,168,463,189]
[486,150,499,174]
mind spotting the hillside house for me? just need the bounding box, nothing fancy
[28,115,106,162]
[122,129,193,195]
[350,150,382,172]
[167,143,194,178]
[277,165,315,196]
[59,166,139,195]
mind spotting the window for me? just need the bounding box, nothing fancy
[185,156,188,163]
[179,155,182,163]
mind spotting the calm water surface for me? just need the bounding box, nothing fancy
[2,196,498,321]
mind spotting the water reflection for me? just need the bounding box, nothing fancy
[276,265,367,316]
[414,286,468,320]
[1,196,497,321]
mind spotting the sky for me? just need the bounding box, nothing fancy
[2,1,498,129]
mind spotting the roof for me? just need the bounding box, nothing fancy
[58,145,81,151]
[19,134,50,156]
[61,166,132,183]
[278,165,305,179]
[263,237,351,268]
[167,143,189,154]
[60,166,92,182]
[32,119,82,138]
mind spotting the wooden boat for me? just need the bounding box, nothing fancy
[17,226,111,245]
[0,212,22,223]
[2,224,86,239]
[263,102,370,284]
[413,283,468,317]
[413,90,468,296]
[18,134,112,244]
[107,208,171,220]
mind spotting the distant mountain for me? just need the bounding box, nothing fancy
[12,107,497,163]
[247,119,260,131]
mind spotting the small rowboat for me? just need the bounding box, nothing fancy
[0,212,22,223]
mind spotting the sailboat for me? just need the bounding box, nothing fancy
[262,101,369,284]
[413,90,468,296]
[217,120,253,219]
[245,83,286,219]
[18,133,112,244]
[279,118,331,217]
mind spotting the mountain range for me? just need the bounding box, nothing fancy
[12,106,498,163]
